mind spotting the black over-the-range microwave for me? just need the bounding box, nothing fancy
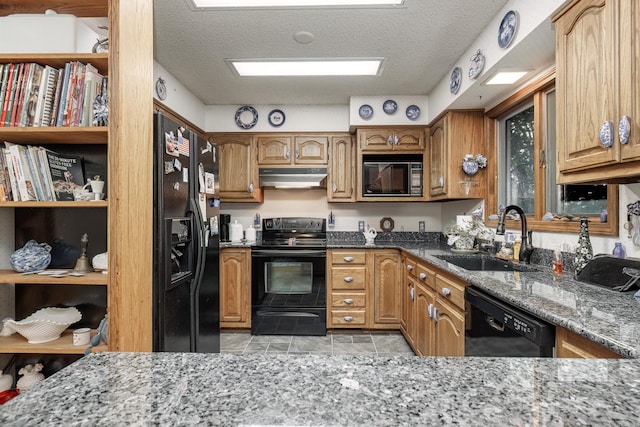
[362,154,423,197]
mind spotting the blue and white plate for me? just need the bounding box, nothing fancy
[498,10,518,49]
[405,105,421,121]
[450,66,462,94]
[383,99,397,115]
[359,104,373,120]
[235,105,258,129]
[468,50,485,80]
[268,109,285,127]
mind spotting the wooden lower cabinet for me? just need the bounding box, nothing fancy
[371,250,403,328]
[402,255,466,356]
[220,248,251,328]
[327,249,402,329]
[555,326,621,359]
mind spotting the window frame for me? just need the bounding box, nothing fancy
[485,68,619,236]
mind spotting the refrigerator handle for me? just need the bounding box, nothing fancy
[189,198,207,290]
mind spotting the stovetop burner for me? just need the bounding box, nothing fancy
[259,217,326,248]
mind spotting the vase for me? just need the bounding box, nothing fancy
[574,217,593,275]
[462,161,479,176]
[454,236,475,250]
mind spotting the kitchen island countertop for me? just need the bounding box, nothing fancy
[1,352,638,426]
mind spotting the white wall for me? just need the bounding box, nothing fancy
[153,61,207,129]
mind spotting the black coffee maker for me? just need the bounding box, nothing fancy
[220,214,231,242]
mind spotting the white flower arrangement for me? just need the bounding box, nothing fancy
[463,153,488,168]
[443,216,494,246]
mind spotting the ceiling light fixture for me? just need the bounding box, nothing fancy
[484,70,529,85]
[191,0,403,8]
[229,59,384,76]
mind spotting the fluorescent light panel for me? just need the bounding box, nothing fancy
[485,71,529,85]
[192,0,403,7]
[230,59,383,76]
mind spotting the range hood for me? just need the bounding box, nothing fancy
[259,167,327,188]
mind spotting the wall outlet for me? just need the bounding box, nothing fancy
[418,221,425,232]
[358,220,365,232]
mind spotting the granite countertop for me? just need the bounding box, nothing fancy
[328,239,640,358]
[1,352,638,426]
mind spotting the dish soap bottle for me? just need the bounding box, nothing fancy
[552,247,563,276]
[574,217,593,275]
[612,242,626,259]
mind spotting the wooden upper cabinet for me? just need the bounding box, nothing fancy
[358,128,425,151]
[213,134,263,202]
[428,110,485,200]
[328,134,355,202]
[554,0,640,183]
[256,134,328,165]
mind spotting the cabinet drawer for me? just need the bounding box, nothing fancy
[330,310,366,326]
[330,292,366,308]
[436,275,465,310]
[415,263,436,289]
[330,268,366,290]
[330,251,366,265]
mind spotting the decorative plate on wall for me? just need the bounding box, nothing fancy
[498,10,518,49]
[359,104,374,120]
[235,105,258,129]
[268,109,285,127]
[468,50,485,80]
[383,99,397,115]
[380,217,395,232]
[450,66,462,94]
[155,77,167,100]
[405,105,421,121]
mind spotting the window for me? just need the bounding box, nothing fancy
[486,70,618,235]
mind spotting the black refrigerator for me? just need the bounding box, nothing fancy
[153,111,220,353]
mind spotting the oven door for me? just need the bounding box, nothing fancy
[251,248,326,335]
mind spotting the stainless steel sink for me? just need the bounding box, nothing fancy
[435,255,540,272]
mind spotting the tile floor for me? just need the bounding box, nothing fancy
[221,331,415,356]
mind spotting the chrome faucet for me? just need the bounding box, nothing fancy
[496,204,534,264]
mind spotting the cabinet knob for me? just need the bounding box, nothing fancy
[439,176,444,187]
[343,276,353,282]
[441,287,451,296]
[344,298,354,304]
[619,115,631,144]
[295,150,300,159]
[409,287,414,301]
[387,135,393,145]
[419,272,427,280]
[394,135,399,145]
[285,149,290,159]
[344,256,354,262]
[344,316,354,322]
[332,183,337,193]
[599,120,614,148]
[432,307,438,323]
[248,183,254,193]
[427,303,433,319]
[407,264,414,271]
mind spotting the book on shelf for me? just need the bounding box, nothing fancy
[10,63,28,127]
[4,63,22,127]
[0,145,9,201]
[23,63,44,127]
[2,148,19,201]
[43,149,85,201]
[0,65,10,126]
[5,141,37,201]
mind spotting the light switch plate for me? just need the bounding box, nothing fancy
[418,221,425,232]
[358,221,365,232]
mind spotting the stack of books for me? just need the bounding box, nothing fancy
[0,61,107,128]
[0,141,85,202]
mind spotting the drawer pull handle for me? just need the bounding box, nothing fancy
[344,256,354,262]
[419,272,427,280]
[344,316,354,322]
[441,287,451,296]
[344,298,354,304]
[407,264,414,271]
[344,276,353,282]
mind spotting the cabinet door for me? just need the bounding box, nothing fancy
[256,135,292,165]
[556,0,618,172]
[294,135,328,164]
[402,274,417,348]
[414,281,435,356]
[429,117,446,197]
[328,134,355,202]
[358,128,396,151]
[372,250,402,326]
[619,0,640,162]
[394,128,425,151]
[434,298,464,357]
[216,136,262,202]
[220,249,251,327]
[555,326,621,358]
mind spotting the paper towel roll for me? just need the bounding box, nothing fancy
[456,215,473,231]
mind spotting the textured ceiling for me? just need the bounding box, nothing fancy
[153,0,513,105]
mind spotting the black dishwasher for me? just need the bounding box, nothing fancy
[465,286,555,357]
